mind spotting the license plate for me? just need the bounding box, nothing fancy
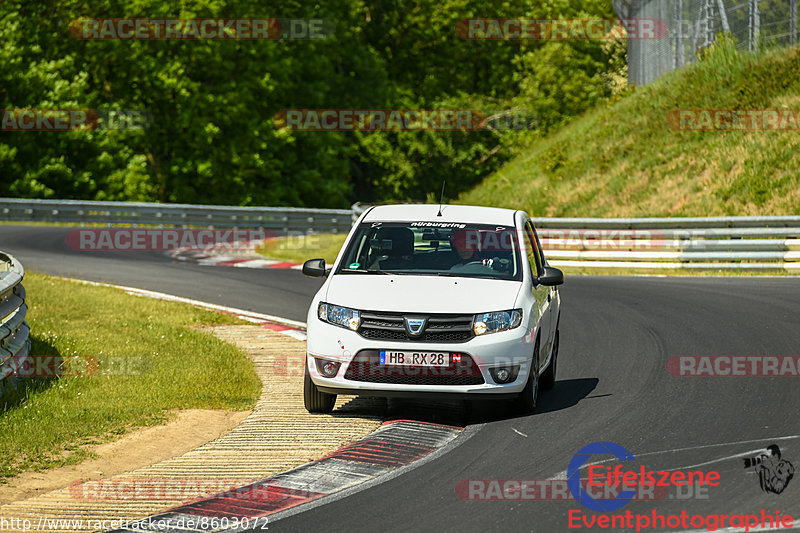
[379,351,449,367]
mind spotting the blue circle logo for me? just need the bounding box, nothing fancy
[567,441,637,512]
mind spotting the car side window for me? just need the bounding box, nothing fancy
[523,222,544,278]
[529,222,547,268]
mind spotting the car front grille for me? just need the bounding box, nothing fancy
[357,311,474,343]
[343,351,485,386]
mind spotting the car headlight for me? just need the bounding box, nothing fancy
[318,302,361,331]
[473,309,523,335]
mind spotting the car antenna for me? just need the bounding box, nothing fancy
[436,181,446,217]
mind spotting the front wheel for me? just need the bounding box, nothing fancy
[514,340,540,414]
[304,363,336,413]
[540,329,559,390]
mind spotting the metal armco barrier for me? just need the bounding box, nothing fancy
[0,198,354,234]
[532,216,800,270]
[0,251,31,394]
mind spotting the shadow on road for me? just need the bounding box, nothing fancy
[327,377,600,427]
[536,377,600,414]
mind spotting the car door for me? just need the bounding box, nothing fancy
[531,221,558,349]
[522,220,551,367]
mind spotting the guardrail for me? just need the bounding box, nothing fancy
[532,216,800,270]
[0,251,31,397]
[0,198,354,234]
[2,198,799,270]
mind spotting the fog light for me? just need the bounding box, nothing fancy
[490,365,520,384]
[315,358,341,377]
[323,361,339,376]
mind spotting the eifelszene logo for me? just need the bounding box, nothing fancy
[743,445,795,494]
[567,441,721,512]
[568,441,637,512]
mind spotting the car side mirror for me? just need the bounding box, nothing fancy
[302,258,327,277]
[538,266,564,286]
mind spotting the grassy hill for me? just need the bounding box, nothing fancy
[458,39,800,217]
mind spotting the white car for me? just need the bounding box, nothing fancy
[301,204,563,414]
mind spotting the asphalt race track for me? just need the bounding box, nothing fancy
[2,225,799,532]
[0,225,322,321]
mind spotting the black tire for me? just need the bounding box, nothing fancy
[540,329,559,390]
[514,339,540,414]
[304,363,336,413]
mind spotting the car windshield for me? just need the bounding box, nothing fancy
[336,222,522,280]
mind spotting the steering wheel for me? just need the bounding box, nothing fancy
[488,257,511,272]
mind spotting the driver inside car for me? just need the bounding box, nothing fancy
[449,228,513,273]
[450,228,481,268]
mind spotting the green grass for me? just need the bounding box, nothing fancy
[256,233,348,264]
[459,40,800,217]
[0,273,261,481]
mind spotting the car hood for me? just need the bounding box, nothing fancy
[324,274,523,314]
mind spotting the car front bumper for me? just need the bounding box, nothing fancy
[306,320,536,397]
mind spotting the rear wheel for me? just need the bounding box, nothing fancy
[304,362,336,413]
[540,329,559,390]
[514,340,540,414]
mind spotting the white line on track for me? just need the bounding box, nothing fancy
[551,435,800,479]
[58,277,308,330]
[661,448,769,472]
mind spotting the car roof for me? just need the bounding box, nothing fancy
[361,204,520,226]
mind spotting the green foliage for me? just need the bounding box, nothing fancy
[459,41,800,217]
[0,0,624,206]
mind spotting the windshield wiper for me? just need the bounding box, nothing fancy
[340,268,390,274]
[437,272,499,279]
